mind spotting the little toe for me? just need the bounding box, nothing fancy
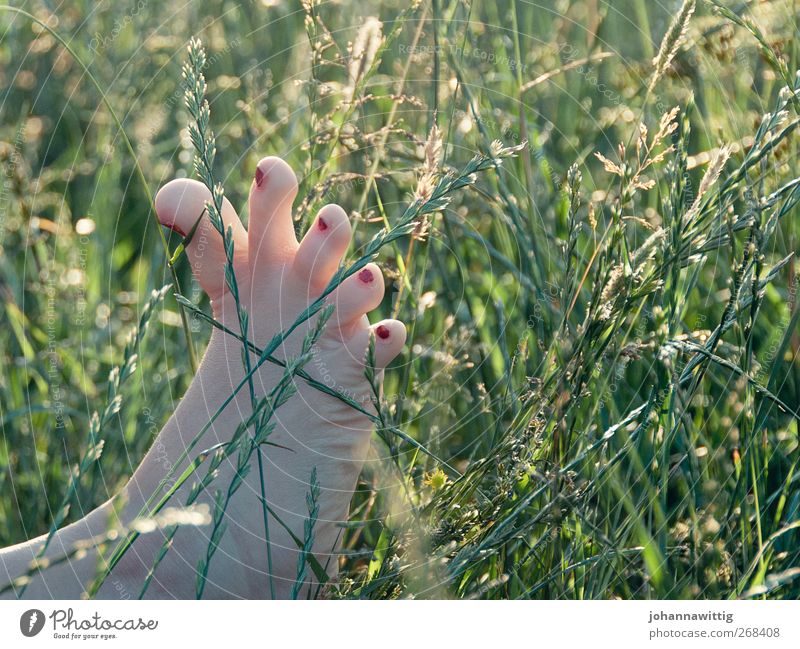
[328,263,385,338]
[294,204,351,291]
[248,156,299,268]
[368,319,407,369]
[155,178,248,300]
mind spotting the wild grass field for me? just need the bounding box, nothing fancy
[1,0,799,599]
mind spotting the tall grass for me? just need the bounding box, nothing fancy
[0,0,799,599]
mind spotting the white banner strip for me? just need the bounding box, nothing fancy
[1,600,798,647]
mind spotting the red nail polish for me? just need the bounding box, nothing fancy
[166,223,187,237]
[318,216,328,231]
[376,325,390,339]
[358,268,374,283]
[255,166,265,188]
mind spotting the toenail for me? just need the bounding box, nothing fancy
[318,216,328,231]
[376,325,390,340]
[358,268,374,284]
[166,223,187,237]
[255,166,265,188]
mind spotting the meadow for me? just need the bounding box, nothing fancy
[1,0,799,599]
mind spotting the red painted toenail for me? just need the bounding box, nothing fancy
[165,223,186,237]
[358,268,374,283]
[318,216,328,231]
[376,325,390,339]
[255,166,265,188]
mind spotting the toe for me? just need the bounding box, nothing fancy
[294,204,351,292]
[328,263,385,339]
[368,319,407,369]
[248,156,299,269]
[155,178,248,300]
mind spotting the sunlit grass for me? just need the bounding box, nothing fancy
[0,0,798,599]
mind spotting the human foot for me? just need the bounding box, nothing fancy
[0,157,406,599]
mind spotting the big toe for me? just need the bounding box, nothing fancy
[155,178,248,300]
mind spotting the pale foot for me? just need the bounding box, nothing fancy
[0,157,406,599]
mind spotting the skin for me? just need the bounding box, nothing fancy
[0,157,407,599]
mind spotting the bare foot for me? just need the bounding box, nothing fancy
[0,157,406,599]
